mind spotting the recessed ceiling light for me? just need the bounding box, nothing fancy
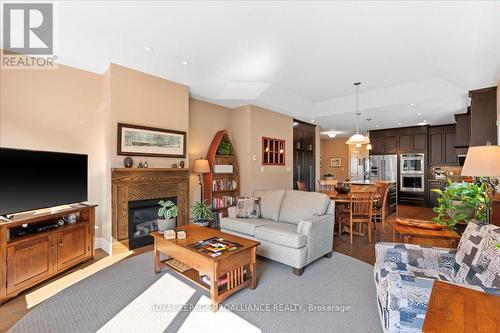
[182,60,189,65]
[410,102,415,107]
[398,122,403,126]
[417,112,422,116]
[144,45,153,51]
[423,119,428,122]
[376,125,380,128]
[293,121,299,127]
[310,119,315,123]
[327,131,336,138]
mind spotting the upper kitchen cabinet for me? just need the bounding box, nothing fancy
[469,87,497,146]
[369,126,427,155]
[428,125,457,166]
[454,111,470,148]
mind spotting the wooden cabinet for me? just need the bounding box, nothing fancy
[56,224,88,272]
[454,112,470,148]
[6,234,56,295]
[428,125,457,166]
[398,135,413,152]
[414,134,426,152]
[469,87,497,146]
[370,136,383,154]
[0,205,96,303]
[383,136,398,154]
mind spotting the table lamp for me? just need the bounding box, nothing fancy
[193,158,211,202]
[461,145,500,224]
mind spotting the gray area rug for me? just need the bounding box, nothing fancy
[9,252,382,333]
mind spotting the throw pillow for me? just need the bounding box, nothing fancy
[236,197,261,219]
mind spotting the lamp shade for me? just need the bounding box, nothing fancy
[345,133,370,145]
[193,159,210,173]
[461,146,500,177]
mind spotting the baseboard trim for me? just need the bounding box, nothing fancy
[95,237,112,255]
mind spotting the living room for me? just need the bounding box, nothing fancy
[1,1,500,333]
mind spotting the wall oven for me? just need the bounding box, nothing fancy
[400,174,425,192]
[400,153,425,174]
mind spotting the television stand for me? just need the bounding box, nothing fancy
[0,203,97,304]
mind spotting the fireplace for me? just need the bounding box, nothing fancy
[128,197,177,249]
[111,168,189,249]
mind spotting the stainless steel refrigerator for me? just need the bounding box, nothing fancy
[369,154,398,212]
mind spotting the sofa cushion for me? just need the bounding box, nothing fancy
[235,197,261,219]
[278,190,330,224]
[454,220,500,288]
[220,217,275,236]
[254,223,307,249]
[252,190,285,221]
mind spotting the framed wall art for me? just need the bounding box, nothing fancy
[330,157,342,167]
[117,123,186,158]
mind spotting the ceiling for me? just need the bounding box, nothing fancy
[8,1,500,137]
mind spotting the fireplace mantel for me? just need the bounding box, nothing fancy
[111,168,190,242]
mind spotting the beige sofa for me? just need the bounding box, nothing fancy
[220,190,335,275]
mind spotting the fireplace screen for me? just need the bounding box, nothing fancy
[128,197,176,249]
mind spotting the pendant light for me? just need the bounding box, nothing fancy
[346,82,370,145]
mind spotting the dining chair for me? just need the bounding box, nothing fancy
[318,179,338,192]
[372,182,390,231]
[349,186,376,244]
[296,181,306,191]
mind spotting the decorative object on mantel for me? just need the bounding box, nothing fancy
[345,82,370,145]
[123,156,134,168]
[191,200,214,227]
[137,162,144,168]
[330,157,342,167]
[461,145,500,224]
[262,137,285,165]
[157,200,178,231]
[171,163,178,168]
[179,160,185,168]
[117,123,186,158]
[143,161,148,168]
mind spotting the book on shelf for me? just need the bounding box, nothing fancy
[212,196,235,208]
[212,179,238,191]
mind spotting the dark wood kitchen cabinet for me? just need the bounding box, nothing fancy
[369,126,428,155]
[428,125,457,166]
[383,136,398,154]
[469,87,497,146]
[454,112,470,148]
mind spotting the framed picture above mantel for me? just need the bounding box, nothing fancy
[117,123,186,158]
[262,137,286,166]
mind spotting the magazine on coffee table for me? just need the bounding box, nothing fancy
[189,237,242,257]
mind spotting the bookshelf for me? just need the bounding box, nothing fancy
[203,130,240,220]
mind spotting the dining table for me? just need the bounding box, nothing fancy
[320,190,381,237]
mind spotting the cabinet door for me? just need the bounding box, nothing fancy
[57,224,89,272]
[370,136,383,154]
[6,234,56,295]
[383,136,398,154]
[454,114,470,147]
[444,133,457,164]
[414,134,426,152]
[429,133,443,165]
[398,135,413,152]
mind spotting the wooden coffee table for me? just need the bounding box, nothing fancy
[388,219,461,248]
[423,281,500,332]
[151,225,260,311]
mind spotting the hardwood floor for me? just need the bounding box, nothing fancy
[1,205,434,332]
[333,205,436,265]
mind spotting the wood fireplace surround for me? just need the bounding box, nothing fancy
[111,168,189,243]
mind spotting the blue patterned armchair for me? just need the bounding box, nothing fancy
[374,220,500,333]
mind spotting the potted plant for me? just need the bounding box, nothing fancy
[432,180,491,233]
[191,201,214,227]
[217,141,232,155]
[324,173,334,180]
[157,200,178,231]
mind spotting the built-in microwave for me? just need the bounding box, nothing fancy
[400,153,425,174]
[400,174,425,192]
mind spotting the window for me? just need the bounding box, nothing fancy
[262,137,285,165]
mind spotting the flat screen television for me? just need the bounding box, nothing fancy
[0,148,88,216]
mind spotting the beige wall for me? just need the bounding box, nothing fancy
[320,138,350,181]
[249,105,293,195]
[0,64,108,240]
[228,106,253,196]
[188,98,232,204]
